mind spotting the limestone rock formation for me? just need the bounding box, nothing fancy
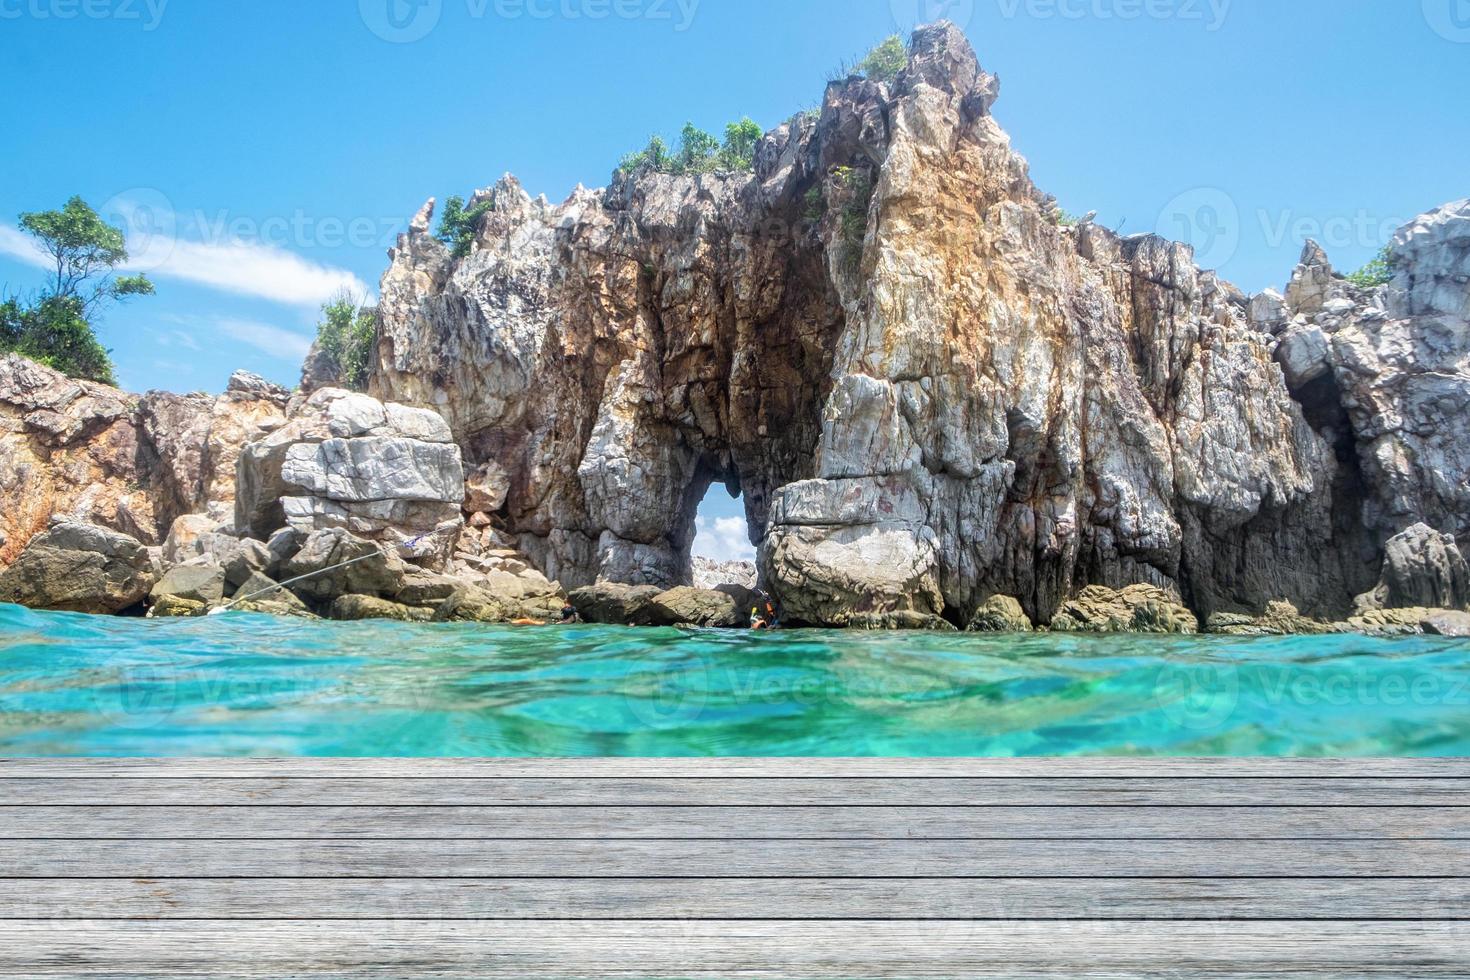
[0,522,156,614]
[1359,523,1469,612]
[692,557,757,591]
[235,388,465,565]
[0,356,286,565]
[1051,585,1198,634]
[365,22,1415,626]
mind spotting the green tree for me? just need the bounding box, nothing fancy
[854,35,908,84]
[718,118,764,171]
[18,196,154,318]
[313,295,377,391]
[0,296,115,385]
[618,135,673,176]
[678,122,721,174]
[1347,246,1394,288]
[435,194,494,259]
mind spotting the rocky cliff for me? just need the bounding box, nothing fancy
[361,21,1465,626]
[2,22,1466,631]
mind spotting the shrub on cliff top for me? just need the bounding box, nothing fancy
[313,296,377,392]
[855,35,908,83]
[1346,246,1394,288]
[0,295,115,385]
[616,117,764,178]
[435,195,495,259]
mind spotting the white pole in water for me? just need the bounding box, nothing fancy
[207,533,430,616]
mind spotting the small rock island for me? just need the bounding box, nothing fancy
[1,23,1467,636]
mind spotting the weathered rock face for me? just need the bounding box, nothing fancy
[235,388,465,565]
[1262,202,1470,550]
[366,22,1422,625]
[692,556,757,591]
[0,522,156,614]
[0,357,287,566]
[1368,523,1469,612]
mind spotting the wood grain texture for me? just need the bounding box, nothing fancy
[0,758,1466,978]
[2,921,1469,977]
[6,776,1469,806]
[4,804,1467,839]
[2,877,1466,920]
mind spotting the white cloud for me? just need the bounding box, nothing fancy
[693,515,756,564]
[129,238,371,308]
[0,210,371,310]
[164,315,313,361]
[0,224,49,268]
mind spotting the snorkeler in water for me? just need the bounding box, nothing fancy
[749,592,780,630]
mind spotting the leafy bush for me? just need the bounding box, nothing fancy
[313,296,378,392]
[1346,246,1394,288]
[435,194,495,259]
[1048,207,1082,227]
[616,118,765,177]
[855,35,908,83]
[829,35,910,84]
[0,295,115,385]
[719,118,764,171]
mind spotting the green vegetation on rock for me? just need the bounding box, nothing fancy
[829,34,910,84]
[435,194,495,259]
[1346,246,1394,288]
[616,117,765,177]
[1,196,155,384]
[313,295,377,391]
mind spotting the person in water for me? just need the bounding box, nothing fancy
[750,593,780,630]
[512,604,582,627]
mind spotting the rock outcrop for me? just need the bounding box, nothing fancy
[2,24,1467,633]
[0,357,286,564]
[365,22,1430,626]
[235,388,465,565]
[0,522,156,614]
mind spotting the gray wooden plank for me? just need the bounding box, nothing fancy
[2,877,1464,921]
[1,921,1466,977]
[3,837,1463,878]
[3,805,1465,840]
[3,758,1465,777]
[6,777,1468,805]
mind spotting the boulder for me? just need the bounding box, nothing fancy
[1207,600,1343,636]
[1423,610,1470,637]
[330,594,433,622]
[432,585,520,623]
[150,594,208,618]
[227,570,312,617]
[568,583,664,625]
[235,388,464,565]
[649,587,745,628]
[1347,607,1432,636]
[967,595,1033,633]
[1370,524,1469,611]
[848,611,959,631]
[396,570,468,607]
[278,529,407,602]
[222,538,274,589]
[1051,585,1198,634]
[149,559,227,605]
[463,461,510,513]
[0,522,156,614]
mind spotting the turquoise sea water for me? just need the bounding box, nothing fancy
[0,602,1467,757]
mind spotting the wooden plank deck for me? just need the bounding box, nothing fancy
[0,759,1466,978]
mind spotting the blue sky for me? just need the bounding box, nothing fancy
[3,0,1467,560]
